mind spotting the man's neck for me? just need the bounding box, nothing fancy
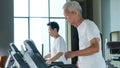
[76,17,84,27]
[54,34,60,39]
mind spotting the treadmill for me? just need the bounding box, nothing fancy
[23,39,77,68]
[5,43,30,68]
[23,39,48,68]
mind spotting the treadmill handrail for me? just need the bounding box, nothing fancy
[12,53,30,68]
[10,43,23,57]
[24,40,40,53]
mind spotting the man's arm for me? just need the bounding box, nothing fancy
[65,38,99,59]
[46,52,63,64]
[44,53,51,58]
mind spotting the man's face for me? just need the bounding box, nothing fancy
[64,8,75,26]
[48,26,55,37]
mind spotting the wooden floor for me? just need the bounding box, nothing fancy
[0,56,7,68]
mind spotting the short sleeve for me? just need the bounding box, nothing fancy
[56,37,66,53]
[86,21,100,41]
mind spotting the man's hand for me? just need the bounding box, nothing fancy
[46,60,52,64]
[65,51,75,59]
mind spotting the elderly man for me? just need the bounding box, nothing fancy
[63,1,106,68]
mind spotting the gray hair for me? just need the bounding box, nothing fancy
[63,1,82,17]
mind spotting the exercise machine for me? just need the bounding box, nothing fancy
[5,43,30,68]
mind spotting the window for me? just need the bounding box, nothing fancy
[14,0,67,56]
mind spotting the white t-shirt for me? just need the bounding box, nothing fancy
[77,19,106,68]
[51,36,69,64]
